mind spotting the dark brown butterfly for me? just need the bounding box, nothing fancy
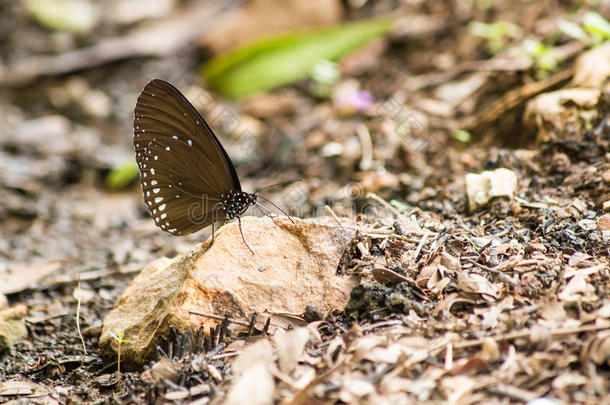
[133,79,287,253]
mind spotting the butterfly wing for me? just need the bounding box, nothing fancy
[133,79,240,234]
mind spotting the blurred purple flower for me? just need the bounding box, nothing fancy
[333,80,373,112]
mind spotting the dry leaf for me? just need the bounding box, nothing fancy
[558,273,597,302]
[273,327,310,375]
[457,271,499,300]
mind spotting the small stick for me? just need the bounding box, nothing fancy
[189,310,288,331]
[189,311,251,327]
[357,124,373,171]
[434,324,610,354]
[413,230,430,260]
[366,192,402,218]
[324,205,343,226]
[75,279,87,365]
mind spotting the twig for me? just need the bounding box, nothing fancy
[208,351,240,361]
[462,257,518,287]
[366,192,425,235]
[361,319,403,331]
[465,68,574,131]
[440,324,610,353]
[188,310,288,331]
[189,311,251,327]
[324,205,343,226]
[413,230,429,260]
[357,124,373,171]
[366,192,403,218]
[0,1,240,86]
[75,279,87,365]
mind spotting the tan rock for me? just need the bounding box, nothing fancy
[465,168,518,211]
[99,216,356,365]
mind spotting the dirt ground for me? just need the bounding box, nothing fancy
[1,0,609,404]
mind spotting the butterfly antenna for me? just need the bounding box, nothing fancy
[256,195,295,224]
[237,216,255,255]
[255,202,279,226]
[254,178,302,194]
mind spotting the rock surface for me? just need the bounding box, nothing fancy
[99,216,357,365]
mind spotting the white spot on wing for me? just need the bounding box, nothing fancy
[154,196,163,203]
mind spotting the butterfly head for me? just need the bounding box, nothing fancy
[219,191,257,220]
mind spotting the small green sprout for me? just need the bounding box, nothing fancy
[109,331,135,385]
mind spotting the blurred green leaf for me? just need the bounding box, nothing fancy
[201,17,393,98]
[522,38,558,73]
[558,20,589,42]
[583,11,610,40]
[24,0,98,34]
[452,129,471,143]
[522,38,549,58]
[468,20,522,54]
[310,60,340,85]
[105,162,139,190]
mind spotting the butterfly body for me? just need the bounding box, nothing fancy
[219,191,257,220]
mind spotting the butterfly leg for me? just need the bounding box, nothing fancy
[205,213,227,253]
[237,216,255,255]
[204,221,216,252]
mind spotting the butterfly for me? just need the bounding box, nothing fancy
[133,79,289,253]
